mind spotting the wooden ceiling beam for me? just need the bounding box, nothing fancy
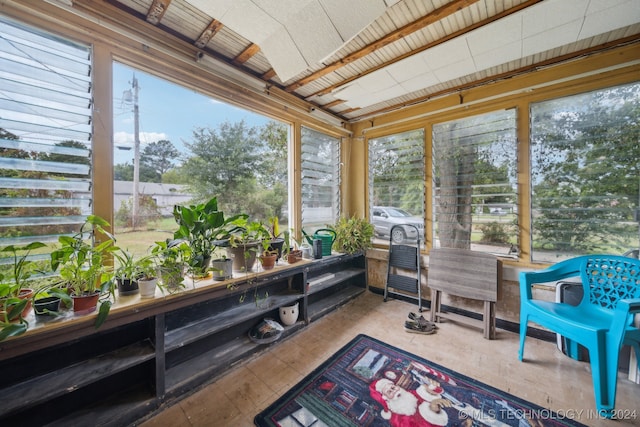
[284,0,481,92]
[309,0,542,99]
[322,99,345,109]
[146,0,171,25]
[232,43,260,65]
[195,19,224,49]
[262,69,277,80]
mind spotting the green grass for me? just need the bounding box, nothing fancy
[114,217,177,257]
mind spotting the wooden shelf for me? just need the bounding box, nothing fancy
[165,323,304,397]
[0,252,366,426]
[308,285,365,322]
[307,267,364,295]
[1,339,155,417]
[47,385,158,427]
[165,291,301,352]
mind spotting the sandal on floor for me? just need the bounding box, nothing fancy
[408,312,438,329]
[404,320,436,335]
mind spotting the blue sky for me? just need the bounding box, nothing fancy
[112,62,272,165]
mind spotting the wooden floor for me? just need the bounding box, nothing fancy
[138,291,640,427]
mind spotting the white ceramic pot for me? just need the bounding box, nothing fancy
[279,302,299,326]
[300,244,313,259]
[138,278,157,299]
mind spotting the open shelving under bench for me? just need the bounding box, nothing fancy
[0,252,366,426]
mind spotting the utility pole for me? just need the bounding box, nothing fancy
[131,74,140,230]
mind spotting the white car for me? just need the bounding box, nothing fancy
[371,206,424,243]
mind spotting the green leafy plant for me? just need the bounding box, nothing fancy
[113,247,159,281]
[332,216,374,254]
[173,197,246,276]
[50,215,117,328]
[0,241,46,299]
[32,280,73,318]
[151,239,191,292]
[227,217,270,246]
[0,241,47,340]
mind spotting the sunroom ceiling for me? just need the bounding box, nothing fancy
[106,0,640,123]
[185,0,400,82]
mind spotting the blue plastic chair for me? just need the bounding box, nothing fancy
[518,255,640,418]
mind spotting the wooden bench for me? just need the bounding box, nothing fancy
[428,248,501,339]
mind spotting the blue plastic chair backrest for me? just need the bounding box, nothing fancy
[580,255,640,310]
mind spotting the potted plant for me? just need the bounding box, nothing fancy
[210,252,233,281]
[282,230,303,264]
[258,239,279,271]
[32,280,72,318]
[113,248,140,296]
[332,216,375,254]
[266,216,285,260]
[50,215,116,326]
[135,253,160,299]
[151,239,191,293]
[0,241,47,340]
[222,217,270,272]
[173,197,246,278]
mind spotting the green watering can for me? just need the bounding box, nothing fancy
[302,228,336,257]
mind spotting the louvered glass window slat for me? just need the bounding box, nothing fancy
[368,129,425,246]
[432,109,518,255]
[300,127,340,229]
[0,15,93,252]
[530,83,639,263]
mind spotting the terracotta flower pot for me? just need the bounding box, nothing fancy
[72,291,100,315]
[287,250,303,264]
[0,288,34,321]
[260,254,277,270]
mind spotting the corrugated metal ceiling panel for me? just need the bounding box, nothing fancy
[100,0,639,122]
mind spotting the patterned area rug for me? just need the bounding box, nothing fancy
[255,334,587,427]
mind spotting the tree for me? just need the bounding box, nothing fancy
[179,119,289,220]
[531,84,640,253]
[113,162,158,182]
[140,139,179,178]
[182,120,262,212]
[256,121,288,221]
[39,140,90,167]
[256,121,288,190]
[433,121,475,249]
[369,130,424,213]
